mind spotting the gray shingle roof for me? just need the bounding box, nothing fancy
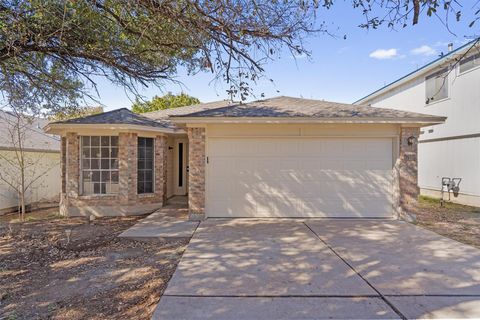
[174,96,446,121]
[142,100,232,129]
[0,111,60,152]
[45,96,445,136]
[50,108,171,129]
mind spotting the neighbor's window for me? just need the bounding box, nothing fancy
[138,137,154,194]
[459,52,480,73]
[81,136,119,195]
[425,68,449,103]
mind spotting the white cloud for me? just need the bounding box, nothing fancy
[369,48,398,60]
[410,45,437,56]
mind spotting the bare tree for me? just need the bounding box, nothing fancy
[0,108,59,220]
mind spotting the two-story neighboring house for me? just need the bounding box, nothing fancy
[356,39,480,207]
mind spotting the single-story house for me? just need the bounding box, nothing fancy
[44,96,445,220]
[0,110,61,214]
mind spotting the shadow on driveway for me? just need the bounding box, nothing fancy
[153,219,480,319]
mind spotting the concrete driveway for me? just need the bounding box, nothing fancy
[153,219,480,319]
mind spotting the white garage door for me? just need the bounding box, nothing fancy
[206,137,394,218]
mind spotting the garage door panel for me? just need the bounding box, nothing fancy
[321,139,345,156]
[256,196,300,217]
[298,140,324,156]
[208,178,234,198]
[255,179,297,192]
[206,137,394,218]
[209,199,257,217]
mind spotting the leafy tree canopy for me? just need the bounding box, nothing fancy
[49,106,103,121]
[132,93,200,113]
[0,0,477,115]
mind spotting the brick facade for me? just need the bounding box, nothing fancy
[65,132,79,199]
[61,132,168,216]
[155,135,168,204]
[119,132,137,205]
[187,127,206,220]
[60,125,420,219]
[395,127,420,221]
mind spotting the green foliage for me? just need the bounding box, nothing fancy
[132,93,200,113]
[49,106,103,121]
[0,0,319,112]
[0,0,477,115]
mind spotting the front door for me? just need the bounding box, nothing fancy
[174,139,188,195]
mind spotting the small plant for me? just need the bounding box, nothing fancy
[419,195,441,205]
[65,229,72,245]
[47,302,58,313]
[7,312,18,320]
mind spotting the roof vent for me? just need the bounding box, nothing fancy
[448,43,453,52]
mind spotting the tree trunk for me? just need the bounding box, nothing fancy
[20,175,26,221]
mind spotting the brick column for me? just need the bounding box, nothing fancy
[155,135,168,205]
[188,127,206,220]
[118,132,138,205]
[65,132,79,199]
[396,127,420,221]
[60,137,66,195]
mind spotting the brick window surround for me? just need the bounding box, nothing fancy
[61,132,168,216]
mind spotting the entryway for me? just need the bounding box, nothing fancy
[173,139,188,196]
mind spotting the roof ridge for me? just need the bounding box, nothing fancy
[50,107,132,124]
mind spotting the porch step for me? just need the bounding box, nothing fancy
[167,195,188,205]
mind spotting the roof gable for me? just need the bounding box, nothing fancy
[49,108,171,129]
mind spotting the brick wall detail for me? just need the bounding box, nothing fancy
[65,133,79,199]
[187,127,206,219]
[395,127,420,221]
[155,135,168,205]
[119,132,137,205]
[62,132,167,215]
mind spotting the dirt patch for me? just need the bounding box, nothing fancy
[415,196,480,249]
[0,206,62,224]
[0,210,188,320]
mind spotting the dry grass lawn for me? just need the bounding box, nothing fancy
[1,198,479,319]
[415,196,480,249]
[0,208,188,320]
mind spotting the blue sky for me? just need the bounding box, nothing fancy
[94,2,477,111]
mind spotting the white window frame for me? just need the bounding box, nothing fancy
[425,67,449,104]
[80,136,119,195]
[459,52,480,74]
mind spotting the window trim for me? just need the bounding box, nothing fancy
[137,137,155,194]
[425,67,449,104]
[459,52,480,74]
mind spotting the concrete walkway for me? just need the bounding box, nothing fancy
[119,197,198,240]
[153,219,480,320]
